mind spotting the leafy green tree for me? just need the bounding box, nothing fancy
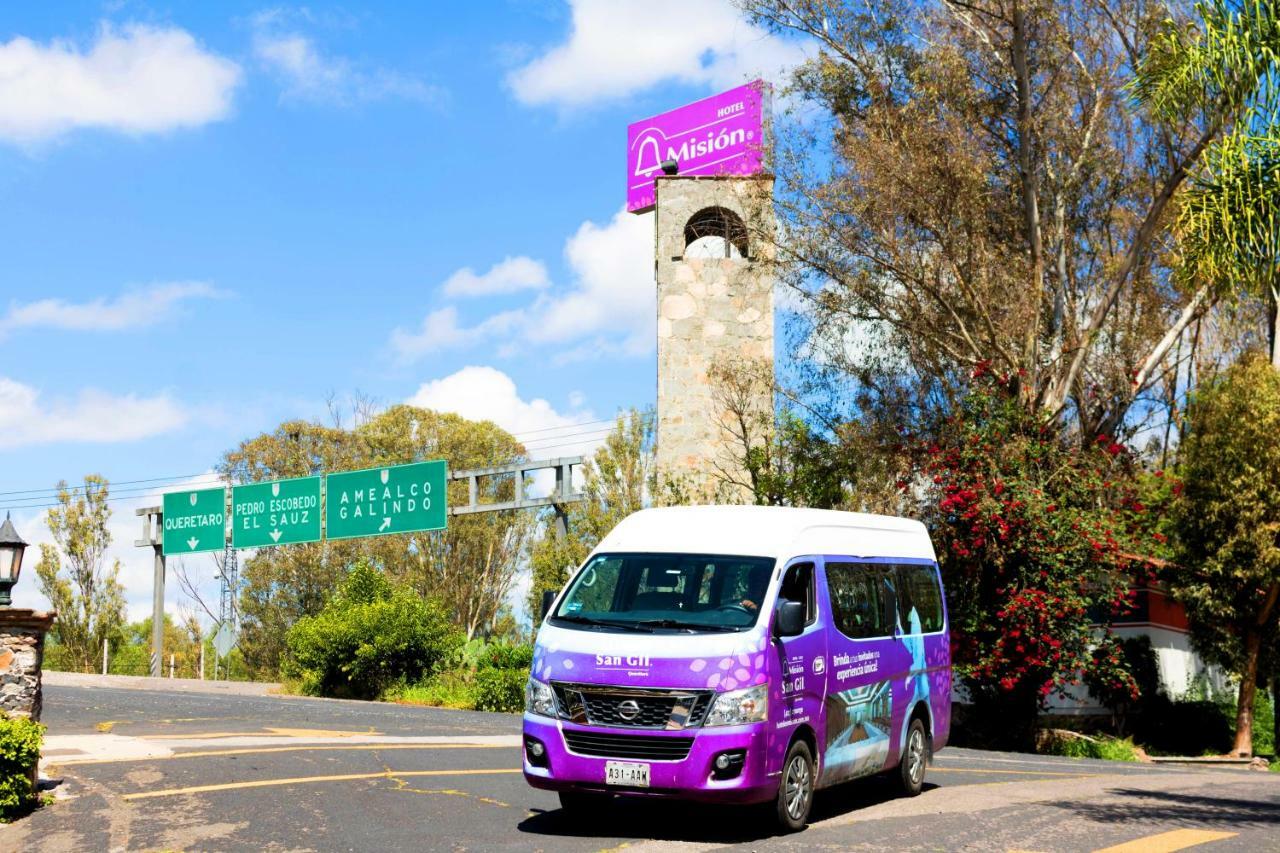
[527,410,653,619]
[284,560,461,699]
[34,476,126,673]
[109,614,207,677]
[1173,353,1280,756]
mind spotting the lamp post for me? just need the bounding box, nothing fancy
[0,513,27,607]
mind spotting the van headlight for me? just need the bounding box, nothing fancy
[525,677,557,718]
[704,683,769,726]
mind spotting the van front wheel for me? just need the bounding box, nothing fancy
[897,718,928,797]
[774,740,815,832]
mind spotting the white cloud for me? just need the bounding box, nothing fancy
[407,365,601,458]
[508,0,805,108]
[0,23,241,145]
[389,306,524,362]
[524,207,655,352]
[441,256,550,298]
[393,208,655,362]
[0,378,187,449]
[252,18,444,106]
[0,282,224,339]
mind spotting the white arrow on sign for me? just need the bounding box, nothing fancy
[269,529,282,543]
[378,517,391,532]
[187,537,199,550]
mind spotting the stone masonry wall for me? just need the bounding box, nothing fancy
[0,610,55,721]
[654,175,775,501]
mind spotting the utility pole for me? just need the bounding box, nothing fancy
[134,506,165,678]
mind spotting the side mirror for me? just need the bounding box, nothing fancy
[775,599,805,637]
[540,589,556,621]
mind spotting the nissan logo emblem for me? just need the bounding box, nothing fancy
[617,699,641,721]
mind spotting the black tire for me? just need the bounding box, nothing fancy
[898,717,928,797]
[558,790,610,813]
[774,739,815,832]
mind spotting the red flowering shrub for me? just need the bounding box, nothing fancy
[916,373,1163,743]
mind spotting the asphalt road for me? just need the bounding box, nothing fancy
[5,679,1278,852]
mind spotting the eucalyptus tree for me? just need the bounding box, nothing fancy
[739,0,1271,441]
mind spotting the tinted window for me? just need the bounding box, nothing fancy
[779,562,816,625]
[826,562,895,639]
[896,564,944,633]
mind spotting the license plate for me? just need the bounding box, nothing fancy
[605,761,650,787]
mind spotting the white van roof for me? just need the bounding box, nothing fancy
[592,505,936,564]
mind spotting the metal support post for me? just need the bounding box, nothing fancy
[553,462,569,539]
[151,545,165,677]
[135,506,165,679]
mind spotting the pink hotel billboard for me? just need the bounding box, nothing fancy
[627,80,769,213]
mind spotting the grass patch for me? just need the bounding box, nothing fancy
[391,672,478,710]
[1042,731,1140,762]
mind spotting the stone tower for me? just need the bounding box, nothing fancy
[653,175,775,501]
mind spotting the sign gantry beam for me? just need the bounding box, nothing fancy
[448,456,583,516]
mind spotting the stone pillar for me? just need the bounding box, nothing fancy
[654,175,775,501]
[0,610,56,721]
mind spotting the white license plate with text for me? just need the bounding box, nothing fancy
[605,761,650,787]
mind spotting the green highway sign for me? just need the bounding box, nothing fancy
[162,487,227,555]
[231,476,322,548]
[325,460,447,541]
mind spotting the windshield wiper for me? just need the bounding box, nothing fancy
[552,614,652,632]
[633,619,741,633]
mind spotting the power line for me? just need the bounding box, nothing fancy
[0,416,652,512]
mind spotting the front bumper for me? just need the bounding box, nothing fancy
[522,713,776,805]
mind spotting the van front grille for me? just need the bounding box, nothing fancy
[562,730,694,761]
[552,682,713,729]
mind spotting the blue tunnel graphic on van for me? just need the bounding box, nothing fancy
[822,681,892,783]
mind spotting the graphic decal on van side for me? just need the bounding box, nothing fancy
[823,682,893,782]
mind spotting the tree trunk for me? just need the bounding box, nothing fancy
[1233,629,1262,756]
[1270,287,1279,370]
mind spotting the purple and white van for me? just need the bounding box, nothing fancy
[522,506,951,831]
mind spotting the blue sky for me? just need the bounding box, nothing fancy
[0,1,805,619]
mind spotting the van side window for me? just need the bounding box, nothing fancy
[896,563,944,633]
[826,562,894,639]
[779,562,815,625]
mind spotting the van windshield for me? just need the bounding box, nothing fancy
[550,552,776,633]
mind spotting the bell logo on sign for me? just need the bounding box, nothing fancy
[189,493,198,506]
[381,469,389,485]
[271,482,280,497]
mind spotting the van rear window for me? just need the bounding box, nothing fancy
[825,562,895,639]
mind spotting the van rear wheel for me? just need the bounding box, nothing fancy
[773,740,815,832]
[897,718,928,797]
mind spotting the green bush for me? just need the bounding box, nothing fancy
[283,561,463,699]
[479,643,533,671]
[0,716,43,820]
[474,666,527,713]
